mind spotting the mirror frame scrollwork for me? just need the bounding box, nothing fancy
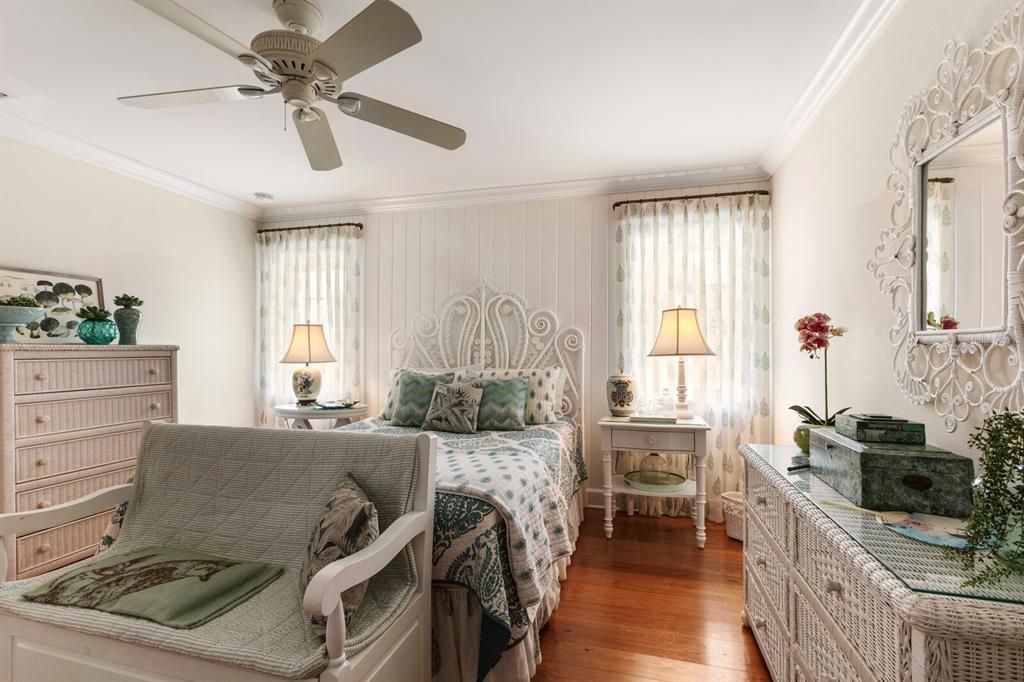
[868,5,1024,432]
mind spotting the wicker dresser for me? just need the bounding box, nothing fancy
[0,345,178,580]
[740,443,1024,682]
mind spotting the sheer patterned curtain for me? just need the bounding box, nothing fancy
[256,225,362,425]
[925,180,955,320]
[614,194,772,522]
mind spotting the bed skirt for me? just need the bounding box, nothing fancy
[431,491,585,682]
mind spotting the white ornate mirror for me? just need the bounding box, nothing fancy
[869,6,1024,432]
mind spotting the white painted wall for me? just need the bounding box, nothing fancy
[262,179,769,500]
[771,0,1009,456]
[0,136,257,426]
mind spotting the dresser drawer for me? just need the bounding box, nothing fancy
[15,391,171,439]
[745,511,787,624]
[610,428,695,452]
[745,462,789,554]
[16,427,145,483]
[794,509,902,682]
[15,356,171,395]
[745,566,788,682]
[793,589,860,682]
[16,466,134,512]
[16,509,112,574]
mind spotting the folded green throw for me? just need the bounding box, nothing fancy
[22,546,284,629]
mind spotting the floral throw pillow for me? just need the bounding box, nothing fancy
[300,475,379,636]
[422,382,484,433]
[478,367,566,424]
[476,377,529,431]
[391,371,455,426]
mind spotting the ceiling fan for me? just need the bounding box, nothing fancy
[120,0,466,171]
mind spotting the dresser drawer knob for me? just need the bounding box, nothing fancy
[34,372,47,381]
[826,580,845,599]
[149,402,161,410]
[37,544,51,555]
[753,617,767,630]
[148,368,158,376]
[36,500,51,509]
[755,556,767,568]
[36,457,49,467]
[35,415,50,424]
[755,495,767,506]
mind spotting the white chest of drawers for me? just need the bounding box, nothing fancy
[0,345,178,580]
[740,443,1024,682]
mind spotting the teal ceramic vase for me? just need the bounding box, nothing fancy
[114,307,141,345]
[78,319,117,345]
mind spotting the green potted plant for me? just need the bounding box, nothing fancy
[789,312,851,453]
[954,410,1024,586]
[76,306,117,345]
[0,295,45,343]
[113,294,144,345]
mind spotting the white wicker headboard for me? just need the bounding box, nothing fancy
[390,282,584,421]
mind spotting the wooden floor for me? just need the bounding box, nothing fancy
[533,511,770,682]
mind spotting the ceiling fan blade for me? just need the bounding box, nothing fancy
[118,85,266,109]
[293,107,343,171]
[133,0,253,62]
[336,93,466,150]
[311,0,422,83]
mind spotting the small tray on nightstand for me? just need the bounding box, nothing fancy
[623,470,688,493]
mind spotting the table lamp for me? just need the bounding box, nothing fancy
[648,307,715,419]
[281,322,336,405]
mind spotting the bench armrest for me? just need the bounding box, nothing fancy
[0,483,133,582]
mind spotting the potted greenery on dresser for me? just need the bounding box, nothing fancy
[956,410,1024,586]
[790,312,851,452]
[113,293,143,345]
[76,305,117,345]
[0,295,45,343]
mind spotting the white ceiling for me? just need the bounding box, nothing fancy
[0,0,859,210]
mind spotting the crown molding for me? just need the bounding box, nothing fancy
[0,112,261,220]
[259,163,768,224]
[759,0,900,174]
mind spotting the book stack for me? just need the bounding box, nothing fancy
[834,413,925,445]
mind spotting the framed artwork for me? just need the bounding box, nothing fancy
[0,266,104,344]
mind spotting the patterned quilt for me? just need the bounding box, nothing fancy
[337,417,586,678]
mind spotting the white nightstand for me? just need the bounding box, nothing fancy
[273,403,369,429]
[598,416,711,548]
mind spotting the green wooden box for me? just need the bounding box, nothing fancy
[809,429,974,517]
[835,413,925,445]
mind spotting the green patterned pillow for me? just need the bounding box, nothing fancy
[380,366,482,419]
[422,382,484,433]
[300,475,378,636]
[391,371,455,426]
[476,377,529,431]
[478,367,566,424]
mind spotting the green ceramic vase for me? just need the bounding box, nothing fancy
[78,319,117,345]
[114,307,141,345]
[793,423,813,454]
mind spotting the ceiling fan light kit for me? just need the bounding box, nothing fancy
[122,0,466,171]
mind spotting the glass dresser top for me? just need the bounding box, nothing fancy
[745,443,1024,605]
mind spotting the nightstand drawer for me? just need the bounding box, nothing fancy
[611,429,695,452]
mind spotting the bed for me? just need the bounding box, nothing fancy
[348,283,586,682]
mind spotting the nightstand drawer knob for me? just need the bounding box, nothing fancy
[37,544,51,555]
[755,495,767,506]
[647,435,657,445]
[826,580,844,599]
[34,372,47,381]
[756,556,767,568]
[36,500,51,509]
[35,415,50,425]
[754,617,767,630]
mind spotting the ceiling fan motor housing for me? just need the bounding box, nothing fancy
[272,0,324,35]
[248,30,341,99]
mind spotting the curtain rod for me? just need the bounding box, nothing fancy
[612,189,769,209]
[257,221,364,234]
[927,177,954,183]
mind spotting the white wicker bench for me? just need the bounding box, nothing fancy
[0,423,437,682]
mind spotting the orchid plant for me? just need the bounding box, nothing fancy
[789,312,851,426]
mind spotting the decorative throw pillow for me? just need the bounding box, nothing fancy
[381,365,482,419]
[391,371,455,426]
[476,377,530,431]
[96,500,129,554]
[478,367,566,424]
[422,382,484,433]
[300,475,379,635]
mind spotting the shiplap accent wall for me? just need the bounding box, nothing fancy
[261,178,769,503]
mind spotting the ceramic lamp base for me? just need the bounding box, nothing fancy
[292,365,323,405]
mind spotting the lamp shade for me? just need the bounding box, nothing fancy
[280,323,336,364]
[648,307,715,357]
